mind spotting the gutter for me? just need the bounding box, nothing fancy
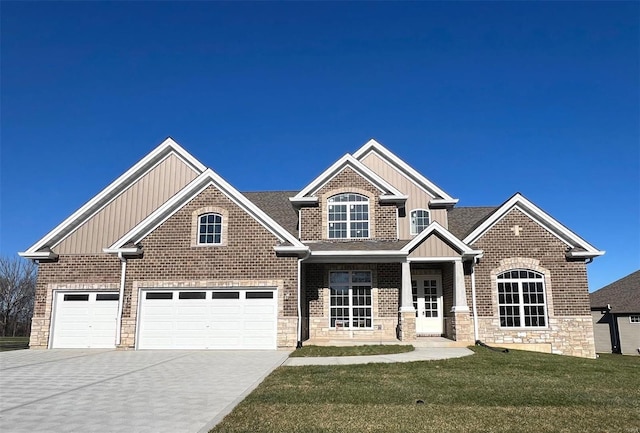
[115,252,127,346]
[297,249,311,348]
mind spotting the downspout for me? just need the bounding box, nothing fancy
[115,252,127,347]
[470,257,479,342]
[296,250,311,349]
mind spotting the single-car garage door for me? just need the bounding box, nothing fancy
[51,291,119,348]
[137,288,277,350]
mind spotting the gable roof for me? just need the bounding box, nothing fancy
[447,206,498,239]
[290,154,407,205]
[590,270,640,314]
[401,221,483,258]
[353,139,458,206]
[106,170,306,253]
[20,138,206,259]
[243,191,299,237]
[462,193,604,259]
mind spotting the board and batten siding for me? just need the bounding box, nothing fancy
[359,152,448,239]
[408,234,460,258]
[55,154,199,254]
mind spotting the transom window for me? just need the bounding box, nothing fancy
[330,271,372,328]
[497,269,547,328]
[410,209,430,235]
[327,193,369,239]
[198,213,222,244]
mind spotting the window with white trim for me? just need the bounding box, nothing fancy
[327,193,369,239]
[198,213,223,244]
[330,271,372,328]
[497,269,547,327]
[410,209,430,235]
[630,315,640,323]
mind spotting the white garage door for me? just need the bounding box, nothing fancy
[51,292,119,348]
[137,289,277,350]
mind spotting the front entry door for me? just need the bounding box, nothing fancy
[412,276,443,335]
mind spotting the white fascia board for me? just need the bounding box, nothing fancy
[566,250,606,259]
[379,194,409,203]
[430,198,460,207]
[408,257,463,263]
[401,221,476,255]
[18,251,58,260]
[102,247,143,256]
[308,249,408,263]
[293,154,404,199]
[311,250,407,257]
[463,193,603,255]
[273,245,310,255]
[110,169,305,250]
[352,139,457,202]
[289,197,319,206]
[23,137,206,254]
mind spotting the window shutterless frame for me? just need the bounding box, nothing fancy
[327,193,370,239]
[497,269,547,328]
[329,270,373,329]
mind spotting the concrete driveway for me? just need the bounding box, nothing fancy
[0,349,289,433]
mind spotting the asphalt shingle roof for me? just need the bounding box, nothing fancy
[306,240,410,251]
[446,206,498,240]
[242,191,299,237]
[590,270,640,314]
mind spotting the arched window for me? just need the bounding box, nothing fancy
[198,213,223,245]
[497,269,547,328]
[410,209,430,235]
[327,193,369,239]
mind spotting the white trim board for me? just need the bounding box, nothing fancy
[462,193,604,258]
[20,138,206,257]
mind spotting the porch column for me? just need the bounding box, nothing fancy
[400,261,415,312]
[450,259,474,343]
[451,260,469,312]
[399,261,416,341]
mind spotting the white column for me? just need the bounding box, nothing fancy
[451,260,470,312]
[400,261,415,312]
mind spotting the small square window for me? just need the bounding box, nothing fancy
[630,315,640,324]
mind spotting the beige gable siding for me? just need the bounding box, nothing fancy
[360,152,447,238]
[408,234,460,258]
[56,154,198,254]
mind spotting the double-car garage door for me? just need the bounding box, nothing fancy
[50,288,277,350]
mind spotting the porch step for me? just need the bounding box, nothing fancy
[413,337,472,348]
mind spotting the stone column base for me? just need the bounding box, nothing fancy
[452,311,474,343]
[399,311,416,341]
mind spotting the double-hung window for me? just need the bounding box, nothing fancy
[198,213,223,245]
[327,193,369,239]
[497,269,547,327]
[330,271,372,328]
[410,209,430,235]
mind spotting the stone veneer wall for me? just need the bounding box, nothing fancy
[304,263,400,341]
[299,167,398,241]
[469,208,596,358]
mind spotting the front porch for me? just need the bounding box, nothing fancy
[301,260,475,346]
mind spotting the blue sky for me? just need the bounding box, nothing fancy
[1,2,638,291]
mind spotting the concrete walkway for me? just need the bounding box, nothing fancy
[284,346,474,366]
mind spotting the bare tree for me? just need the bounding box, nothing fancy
[0,256,37,337]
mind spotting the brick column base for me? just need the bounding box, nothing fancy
[399,311,416,341]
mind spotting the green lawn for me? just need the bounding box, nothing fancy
[0,337,29,351]
[289,344,414,357]
[211,347,640,433]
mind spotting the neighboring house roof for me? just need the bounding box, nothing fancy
[462,193,605,259]
[243,191,299,237]
[590,270,640,314]
[447,206,498,240]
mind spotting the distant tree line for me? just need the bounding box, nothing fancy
[0,256,37,337]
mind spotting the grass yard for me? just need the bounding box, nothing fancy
[211,347,640,433]
[0,337,29,351]
[289,344,414,357]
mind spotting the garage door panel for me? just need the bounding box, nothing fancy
[138,288,276,350]
[51,292,118,349]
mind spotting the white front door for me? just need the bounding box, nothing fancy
[412,277,443,335]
